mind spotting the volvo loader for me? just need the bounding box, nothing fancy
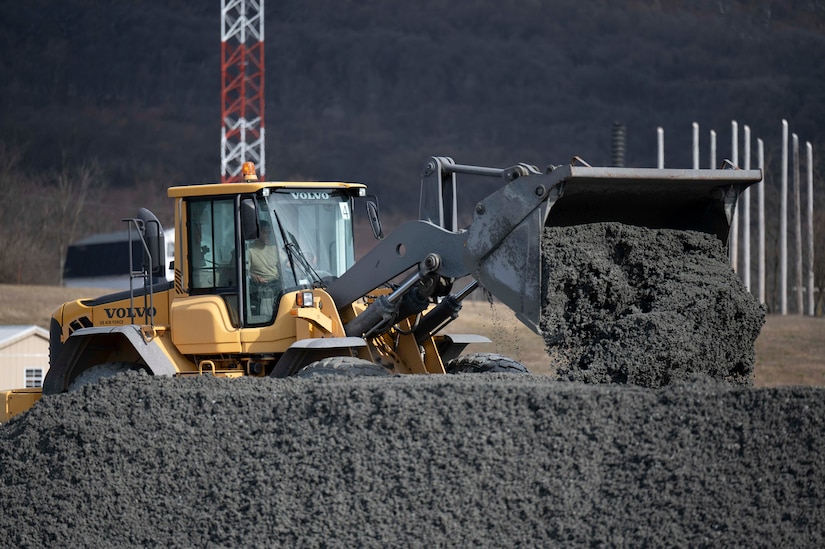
[1,156,761,421]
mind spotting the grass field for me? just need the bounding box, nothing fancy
[450,298,825,387]
[2,284,823,387]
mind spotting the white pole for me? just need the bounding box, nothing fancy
[793,133,803,314]
[730,121,739,272]
[743,125,751,292]
[710,130,717,169]
[780,120,788,315]
[692,122,700,169]
[758,138,766,306]
[657,127,664,169]
[807,141,815,316]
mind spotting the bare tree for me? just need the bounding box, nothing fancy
[48,154,106,284]
[0,143,46,284]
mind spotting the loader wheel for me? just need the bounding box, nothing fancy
[295,357,391,378]
[68,362,143,391]
[445,353,530,374]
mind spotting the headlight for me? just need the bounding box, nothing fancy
[297,291,314,307]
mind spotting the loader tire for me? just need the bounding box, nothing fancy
[68,362,143,391]
[445,353,530,374]
[295,357,391,378]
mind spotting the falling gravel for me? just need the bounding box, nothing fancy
[1,373,823,548]
[541,223,765,387]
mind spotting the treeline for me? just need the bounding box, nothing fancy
[0,144,109,284]
[2,0,824,187]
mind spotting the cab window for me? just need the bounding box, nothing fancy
[187,198,240,323]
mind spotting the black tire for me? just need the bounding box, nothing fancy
[445,352,530,374]
[295,356,391,378]
[68,362,143,391]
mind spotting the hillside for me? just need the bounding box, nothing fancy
[1,0,824,294]
[1,1,823,193]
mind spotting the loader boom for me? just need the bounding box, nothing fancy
[331,156,762,336]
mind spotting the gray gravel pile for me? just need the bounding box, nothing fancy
[1,373,823,547]
[2,222,815,547]
[541,223,765,387]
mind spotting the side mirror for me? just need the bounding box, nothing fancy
[240,197,260,241]
[365,195,383,240]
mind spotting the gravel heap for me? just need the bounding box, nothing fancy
[1,373,823,547]
[2,222,817,547]
[541,223,765,387]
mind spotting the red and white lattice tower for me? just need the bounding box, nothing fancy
[221,0,265,182]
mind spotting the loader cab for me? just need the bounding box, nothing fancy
[179,183,359,328]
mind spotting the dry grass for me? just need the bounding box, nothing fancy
[0,284,113,329]
[752,315,825,387]
[451,299,825,387]
[2,284,822,387]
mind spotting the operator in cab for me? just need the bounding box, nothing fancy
[248,221,281,314]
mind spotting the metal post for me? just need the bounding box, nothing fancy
[709,130,717,169]
[806,141,815,316]
[793,133,803,314]
[657,127,664,169]
[730,121,739,271]
[743,125,751,292]
[692,122,699,169]
[780,120,788,315]
[758,138,766,306]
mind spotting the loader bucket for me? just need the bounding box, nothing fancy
[543,164,763,243]
[463,163,762,334]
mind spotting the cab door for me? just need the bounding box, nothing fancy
[170,196,243,354]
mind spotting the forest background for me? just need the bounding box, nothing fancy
[1,0,824,314]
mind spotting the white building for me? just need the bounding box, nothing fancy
[0,326,49,391]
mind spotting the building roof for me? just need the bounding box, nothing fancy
[0,326,49,350]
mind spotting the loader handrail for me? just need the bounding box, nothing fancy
[122,217,155,328]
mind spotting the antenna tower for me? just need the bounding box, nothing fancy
[221,0,265,182]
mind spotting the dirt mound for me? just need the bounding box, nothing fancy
[541,223,765,387]
[1,373,823,547]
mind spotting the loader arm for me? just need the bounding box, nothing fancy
[329,156,762,337]
[324,158,547,313]
[324,220,469,310]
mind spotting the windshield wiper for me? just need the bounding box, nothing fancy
[284,242,326,288]
[270,207,326,289]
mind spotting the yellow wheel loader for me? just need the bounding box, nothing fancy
[1,157,761,421]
